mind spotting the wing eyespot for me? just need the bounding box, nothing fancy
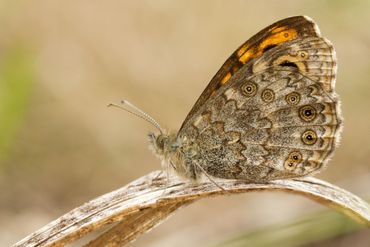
[301,129,318,145]
[241,82,258,97]
[285,92,301,105]
[284,151,303,171]
[261,88,275,103]
[299,51,308,58]
[299,105,317,122]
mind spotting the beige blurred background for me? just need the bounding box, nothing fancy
[0,0,369,246]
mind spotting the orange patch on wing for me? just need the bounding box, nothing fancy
[236,43,250,57]
[271,26,286,34]
[238,27,298,65]
[259,28,298,51]
[238,49,256,64]
[221,72,232,85]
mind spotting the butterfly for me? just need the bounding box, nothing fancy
[114,16,342,185]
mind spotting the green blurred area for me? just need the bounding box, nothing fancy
[0,46,34,163]
[214,207,368,247]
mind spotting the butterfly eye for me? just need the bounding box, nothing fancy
[301,130,317,145]
[299,105,317,122]
[156,136,166,149]
[285,92,301,105]
[241,82,258,97]
[261,89,275,103]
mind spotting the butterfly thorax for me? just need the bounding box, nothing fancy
[149,132,200,179]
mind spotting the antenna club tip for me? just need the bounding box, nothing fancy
[107,103,114,107]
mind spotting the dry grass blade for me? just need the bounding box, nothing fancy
[13,170,370,247]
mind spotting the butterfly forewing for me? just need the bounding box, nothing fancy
[180,16,322,132]
[175,16,342,181]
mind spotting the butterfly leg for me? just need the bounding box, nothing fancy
[152,170,164,181]
[193,160,226,192]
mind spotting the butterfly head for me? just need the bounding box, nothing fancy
[148,132,179,158]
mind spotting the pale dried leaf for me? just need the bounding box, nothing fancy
[13,171,370,247]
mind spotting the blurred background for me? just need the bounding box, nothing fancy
[0,0,369,246]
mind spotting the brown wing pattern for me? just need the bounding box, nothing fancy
[174,16,341,181]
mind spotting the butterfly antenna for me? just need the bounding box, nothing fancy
[107,100,164,134]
